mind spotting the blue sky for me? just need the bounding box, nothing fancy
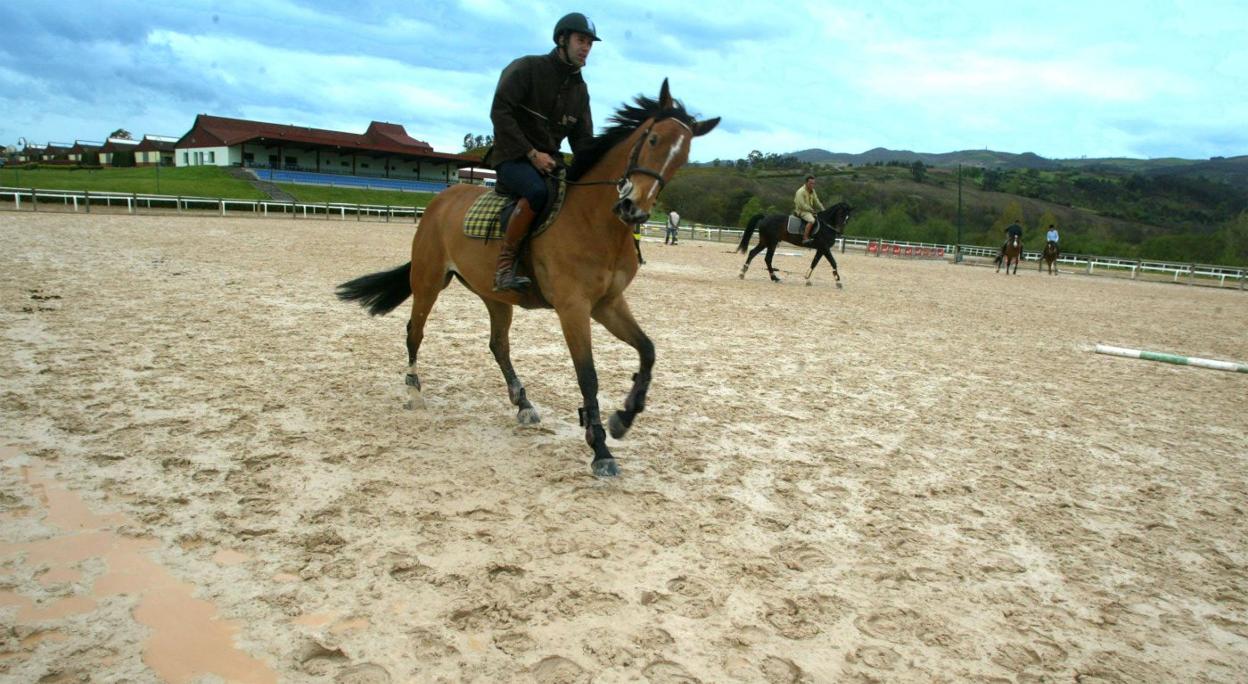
[2,1,1245,162]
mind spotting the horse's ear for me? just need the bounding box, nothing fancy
[691,117,720,137]
[658,78,672,110]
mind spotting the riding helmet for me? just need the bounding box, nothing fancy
[553,12,601,43]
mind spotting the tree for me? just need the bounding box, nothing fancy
[746,150,763,167]
[982,168,1004,192]
[910,160,927,183]
[1036,210,1059,242]
[109,129,132,140]
[463,133,474,151]
[991,200,1025,235]
[737,196,764,227]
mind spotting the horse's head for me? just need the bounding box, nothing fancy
[818,202,853,238]
[606,78,723,225]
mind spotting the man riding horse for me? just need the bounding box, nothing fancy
[485,12,600,292]
[995,221,1024,265]
[795,175,824,245]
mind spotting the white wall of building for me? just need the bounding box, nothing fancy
[176,143,460,181]
[175,146,230,167]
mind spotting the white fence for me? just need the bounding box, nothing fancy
[0,186,423,223]
[646,222,1246,290]
[5,185,1244,290]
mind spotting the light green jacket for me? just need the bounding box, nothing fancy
[794,185,825,217]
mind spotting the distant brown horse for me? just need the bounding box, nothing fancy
[1040,241,1059,275]
[336,80,719,477]
[996,234,1022,274]
[736,203,853,287]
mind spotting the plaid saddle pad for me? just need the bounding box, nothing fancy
[462,170,568,240]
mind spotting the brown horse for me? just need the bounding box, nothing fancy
[1039,241,1059,275]
[996,234,1022,274]
[736,203,853,287]
[336,80,719,477]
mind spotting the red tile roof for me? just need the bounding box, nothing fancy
[135,135,177,152]
[176,114,474,165]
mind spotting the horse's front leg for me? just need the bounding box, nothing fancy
[804,250,823,286]
[484,299,539,425]
[826,248,843,288]
[556,304,617,477]
[591,296,654,442]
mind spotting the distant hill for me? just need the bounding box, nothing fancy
[789,148,1248,188]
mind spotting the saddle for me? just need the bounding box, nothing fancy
[787,215,815,236]
[462,169,567,241]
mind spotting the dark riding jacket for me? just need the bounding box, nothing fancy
[484,49,593,168]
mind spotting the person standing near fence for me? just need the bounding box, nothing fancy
[665,208,680,245]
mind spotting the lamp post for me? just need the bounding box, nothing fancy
[955,163,963,263]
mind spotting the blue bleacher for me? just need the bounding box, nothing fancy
[249,168,450,193]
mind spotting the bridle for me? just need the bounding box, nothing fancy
[565,117,688,199]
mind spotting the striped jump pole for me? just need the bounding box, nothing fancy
[1095,344,1248,373]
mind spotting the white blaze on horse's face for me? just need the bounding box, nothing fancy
[613,118,692,225]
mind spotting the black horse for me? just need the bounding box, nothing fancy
[737,203,852,287]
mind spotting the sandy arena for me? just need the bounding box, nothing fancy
[1,211,1246,683]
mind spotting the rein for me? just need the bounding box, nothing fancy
[563,118,683,197]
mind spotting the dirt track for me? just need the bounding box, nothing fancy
[2,212,1246,682]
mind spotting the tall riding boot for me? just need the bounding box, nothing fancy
[493,198,537,292]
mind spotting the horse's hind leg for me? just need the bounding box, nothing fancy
[403,269,450,410]
[765,246,781,282]
[592,296,654,443]
[740,240,768,279]
[484,299,539,425]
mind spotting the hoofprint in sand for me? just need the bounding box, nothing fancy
[1,212,1245,682]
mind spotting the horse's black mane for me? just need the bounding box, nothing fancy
[567,93,696,181]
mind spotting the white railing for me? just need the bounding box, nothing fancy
[642,219,1245,290]
[0,186,424,223]
[5,186,1244,290]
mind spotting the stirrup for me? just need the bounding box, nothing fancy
[492,270,531,292]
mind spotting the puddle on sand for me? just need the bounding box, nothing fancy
[0,446,278,683]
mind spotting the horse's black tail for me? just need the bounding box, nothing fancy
[737,214,764,253]
[336,262,412,316]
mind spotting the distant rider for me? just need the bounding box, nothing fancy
[996,221,1024,263]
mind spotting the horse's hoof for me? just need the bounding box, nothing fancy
[836,281,844,289]
[404,395,425,411]
[517,406,541,425]
[608,411,629,439]
[805,280,812,287]
[738,273,745,279]
[592,458,620,478]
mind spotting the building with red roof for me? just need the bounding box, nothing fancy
[99,137,140,165]
[132,135,177,166]
[174,114,475,183]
